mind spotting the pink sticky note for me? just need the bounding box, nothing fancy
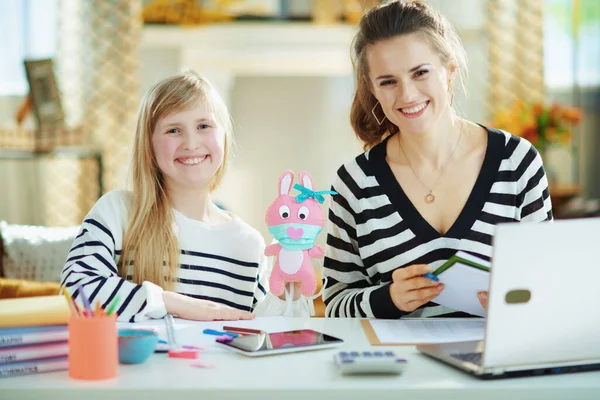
[168,349,200,359]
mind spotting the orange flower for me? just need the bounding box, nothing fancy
[521,126,539,145]
[489,100,582,150]
[561,107,583,124]
[548,103,562,124]
[532,103,544,117]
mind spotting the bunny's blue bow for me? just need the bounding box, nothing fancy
[293,184,337,204]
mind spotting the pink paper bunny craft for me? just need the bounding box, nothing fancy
[264,171,337,297]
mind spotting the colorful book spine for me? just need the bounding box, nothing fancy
[0,325,68,348]
[0,341,68,364]
[0,356,68,378]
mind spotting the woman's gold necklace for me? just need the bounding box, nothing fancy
[397,128,463,204]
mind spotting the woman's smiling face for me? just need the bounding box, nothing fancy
[367,32,455,135]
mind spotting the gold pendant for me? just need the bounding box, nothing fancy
[425,193,435,204]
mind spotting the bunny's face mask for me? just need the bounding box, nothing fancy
[267,223,323,251]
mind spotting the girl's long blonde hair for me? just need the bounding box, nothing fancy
[118,70,233,290]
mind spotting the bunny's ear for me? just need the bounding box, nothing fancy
[298,171,313,191]
[278,170,295,196]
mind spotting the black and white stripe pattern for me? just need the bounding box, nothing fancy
[324,128,553,318]
[60,190,268,322]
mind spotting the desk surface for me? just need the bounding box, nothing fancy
[1,317,599,400]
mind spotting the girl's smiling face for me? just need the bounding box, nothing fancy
[152,100,225,192]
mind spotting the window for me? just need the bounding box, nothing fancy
[0,0,58,96]
[544,0,600,89]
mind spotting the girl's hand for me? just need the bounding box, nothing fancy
[163,291,255,321]
[477,291,489,310]
[389,264,444,312]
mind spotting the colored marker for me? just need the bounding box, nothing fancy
[78,288,93,317]
[202,329,238,338]
[105,295,121,316]
[423,272,440,282]
[61,287,78,316]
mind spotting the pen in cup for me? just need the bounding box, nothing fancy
[105,295,121,316]
[61,287,79,316]
[78,288,93,317]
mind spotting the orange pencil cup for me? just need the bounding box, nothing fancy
[68,313,118,380]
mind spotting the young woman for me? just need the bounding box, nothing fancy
[323,0,552,319]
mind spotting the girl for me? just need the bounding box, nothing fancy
[60,71,309,322]
[323,0,553,319]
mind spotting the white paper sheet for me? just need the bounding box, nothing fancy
[434,261,490,317]
[117,316,292,349]
[369,318,485,344]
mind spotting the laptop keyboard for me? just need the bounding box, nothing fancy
[451,352,483,365]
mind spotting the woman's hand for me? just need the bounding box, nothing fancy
[477,291,488,311]
[390,264,444,312]
[163,291,255,321]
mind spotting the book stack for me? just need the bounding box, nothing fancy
[0,295,70,378]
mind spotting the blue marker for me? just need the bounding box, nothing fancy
[202,329,239,338]
[423,272,439,282]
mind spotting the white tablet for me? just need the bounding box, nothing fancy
[217,329,344,357]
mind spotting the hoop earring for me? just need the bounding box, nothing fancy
[371,101,386,126]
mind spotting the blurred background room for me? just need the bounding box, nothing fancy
[0,0,598,250]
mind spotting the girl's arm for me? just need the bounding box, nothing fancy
[60,194,165,322]
[162,291,254,320]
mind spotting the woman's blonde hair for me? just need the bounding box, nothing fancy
[350,0,468,150]
[118,70,233,289]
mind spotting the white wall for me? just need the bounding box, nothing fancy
[214,75,362,242]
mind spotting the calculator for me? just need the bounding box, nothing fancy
[333,351,407,375]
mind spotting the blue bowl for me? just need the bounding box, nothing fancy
[118,329,158,364]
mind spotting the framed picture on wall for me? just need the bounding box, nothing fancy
[23,58,65,131]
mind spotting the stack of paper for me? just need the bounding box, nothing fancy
[367,319,485,344]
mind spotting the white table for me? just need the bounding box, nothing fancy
[1,317,599,400]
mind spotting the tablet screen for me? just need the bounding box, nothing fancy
[222,329,343,353]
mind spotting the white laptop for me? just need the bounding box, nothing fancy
[417,217,600,379]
